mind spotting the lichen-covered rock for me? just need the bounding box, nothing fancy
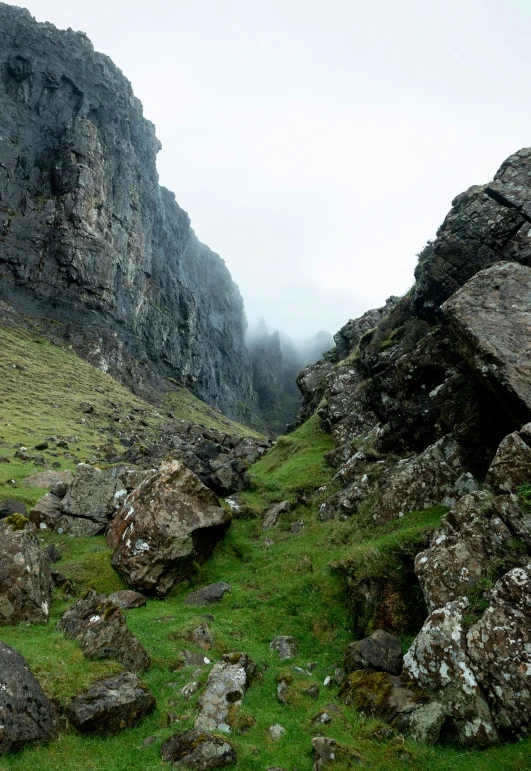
[107,462,231,598]
[269,636,299,660]
[57,590,150,671]
[183,583,231,606]
[191,623,213,649]
[403,599,498,746]
[442,262,531,426]
[0,641,58,755]
[466,565,531,740]
[344,629,403,676]
[195,653,255,731]
[393,701,448,745]
[485,428,531,494]
[66,672,156,734]
[107,590,146,609]
[0,519,53,625]
[262,501,292,529]
[414,492,518,613]
[372,436,464,525]
[161,729,236,769]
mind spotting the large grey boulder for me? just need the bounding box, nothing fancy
[161,730,236,769]
[107,462,231,598]
[195,653,255,732]
[403,598,498,746]
[57,590,150,671]
[442,261,531,425]
[344,629,403,676]
[0,641,58,755]
[66,672,156,734]
[0,519,53,625]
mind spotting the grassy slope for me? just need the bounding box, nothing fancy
[0,323,263,509]
[1,417,530,770]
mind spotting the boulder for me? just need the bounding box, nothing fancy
[23,470,74,488]
[59,463,134,534]
[485,428,531,494]
[403,598,498,746]
[339,669,445,745]
[66,672,155,734]
[344,629,403,676]
[372,435,464,525]
[107,590,146,609]
[184,582,231,606]
[0,519,53,625]
[107,462,231,598]
[269,635,299,660]
[0,499,27,518]
[414,491,527,613]
[195,653,255,731]
[57,590,150,671]
[466,565,531,740]
[263,501,292,529]
[442,261,531,425]
[0,641,58,755]
[161,730,236,769]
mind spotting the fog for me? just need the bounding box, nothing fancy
[12,0,531,337]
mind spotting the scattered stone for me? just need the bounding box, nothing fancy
[191,622,214,649]
[107,590,146,609]
[184,582,231,606]
[43,543,62,563]
[182,650,211,667]
[290,520,304,534]
[57,590,150,671]
[65,672,156,734]
[305,684,319,700]
[333,668,345,686]
[107,462,231,598]
[277,679,290,704]
[270,635,299,660]
[195,653,255,731]
[143,736,158,747]
[0,519,53,625]
[323,676,332,687]
[50,569,76,597]
[0,641,59,755]
[0,499,27,518]
[180,681,200,700]
[307,661,318,671]
[263,500,292,529]
[344,629,403,676]
[161,730,236,769]
[312,711,332,725]
[34,442,49,451]
[269,723,285,740]
[312,737,343,771]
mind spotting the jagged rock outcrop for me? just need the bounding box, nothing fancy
[107,461,231,597]
[0,518,53,625]
[0,641,59,755]
[0,2,260,425]
[57,590,150,671]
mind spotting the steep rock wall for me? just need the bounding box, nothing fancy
[0,3,259,425]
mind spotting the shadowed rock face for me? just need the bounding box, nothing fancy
[0,3,259,425]
[0,641,58,755]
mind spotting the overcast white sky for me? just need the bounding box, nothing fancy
[12,0,531,337]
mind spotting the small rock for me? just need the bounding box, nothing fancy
[277,679,290,704]
[263,500,292,529]
[65,672,156,734]
[142,736,158,747]
[184,582,231,606]
[0,499,27,518]
[50,569,76,597]
[195,653,255,731]
[344,630,403,676]
[182,650,211,667]
[311,711,332,725]
[34,442,49,451]
[333,667,345,686]
[161,730,236,769]
[312,737,336,771]
[43,543,62,563]
[304,684,319,700]
[107,590,146,609]
[270,635,299,660]
[323,676,332,687]
[290,520,304,534]
[191,622,214,649]
[180,681,199,700]
[269,723,286,740]
[307,662,318,671]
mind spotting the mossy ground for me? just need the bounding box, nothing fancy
[0,334,530,770]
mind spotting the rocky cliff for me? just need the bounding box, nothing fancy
[0,3,260,426]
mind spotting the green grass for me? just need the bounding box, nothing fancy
[0,323,264,508]
[1,371,530,769]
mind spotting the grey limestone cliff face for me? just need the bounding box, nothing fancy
[0,3,259,424]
